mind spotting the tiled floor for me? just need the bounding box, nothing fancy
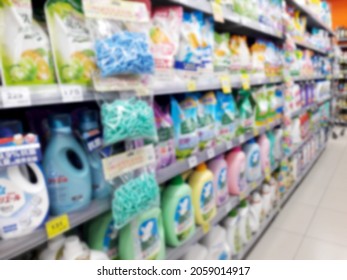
[247,131,347,260]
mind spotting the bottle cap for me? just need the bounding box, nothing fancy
[196,163,208,171]
[170,175,184,186]
[48,114,72,130]
[0,120,23,137]
[239,199,248,208]
[79,110,98,132]
[228,209,238,218]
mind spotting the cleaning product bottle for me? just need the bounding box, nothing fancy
[161,176,195,247]
[79,110,111,199]
[61,236,90,260]
[258,134,271,179]
[226,147,247,195]
[207,155,228,206]
[266,131,276,169]
[39,235,66,260]
[261,184,272,216]
[201,225,231,260]
[238,200,252,245]
[182,243,208,260]
[188,163,216,226]
[118,207,166,260]
[243,139,262,183]
[249,192,264,233]
[85,212,118,259]
[0,121,49,239]
[223,209,242,256]
[43,114,92,216]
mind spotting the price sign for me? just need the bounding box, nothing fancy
[241,73,250,90]
[45,214,70,239]
[1,87,31,108]
[211,1,224,23]
[226,141,233,150]
[220,75,231,94]
[188,156,198,168]
[187,80,197,92]
[202,223,211,234]
[207,148,215,159]
[61,85,84,102]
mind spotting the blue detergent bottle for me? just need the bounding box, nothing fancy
[43,114,92,216]
[79,110,111,199]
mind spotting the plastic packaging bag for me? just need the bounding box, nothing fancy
[213,33,231,73]
[216,91,237,142]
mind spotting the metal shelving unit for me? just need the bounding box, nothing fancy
[295,40,328,56]
[234,144,326,260]
[286,0,334,35]
[292,75,327,82]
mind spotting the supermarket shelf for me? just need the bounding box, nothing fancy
[157,119,282,184]
[334,120,347,126]
[286,0,334,35]
[292,74,327,82]
[154,75,283,96]
[338,39,347,43]
[289,95,331,119]
[0,198,111,260]
[162,0,283,39]
[295,40,328,55]
[235,144,326,260]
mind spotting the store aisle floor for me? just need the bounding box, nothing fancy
[247,133,347,260]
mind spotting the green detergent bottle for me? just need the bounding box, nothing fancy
[162,176,195,247]
[119,207,166,260]
[85,212,118,260]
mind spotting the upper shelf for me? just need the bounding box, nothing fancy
[160,0,283,39]
[286,0,334,35]
[294,40,328,55]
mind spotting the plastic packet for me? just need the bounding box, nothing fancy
[199,16,214,73]
[236,89,254,135]
[251,40,266,74]
[100,95,157,146]
[1,0,56,86]
[82,0,154,92]
[216,91,237,142]
[229,36,251,73]
[150,6,183,80]
[253,87,269,127]
[171,95,199,159]
[195,92,217,149]
[174,11,203,79]
[266,86,277,123]
[213,33,231,73]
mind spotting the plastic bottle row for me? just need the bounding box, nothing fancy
[33,129,326,260]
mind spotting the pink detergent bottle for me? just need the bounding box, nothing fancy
[208,155,228,206]
[258,134,271,178]
[226,147,247,195]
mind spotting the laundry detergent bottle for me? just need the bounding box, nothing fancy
[223,209,242,256]
[226,147,247,195]
[201,225,231,260]
[207,155,228,206]
[43,114,92,216]
[79,110,111,199]
[239,200,252,245]
[189,163,216,227]
[243,139,262,183]
[118,207,166,260]
[258,134,271,179]
[0,121,49,239]
[161,176,195,247]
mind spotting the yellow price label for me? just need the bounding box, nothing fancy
[253,127,260,135]
[202,223,211,234]
[240,192,246,200]
[241,73,250,90]
[45,214,70,239]
[215,0,222,4]
[211,2,224,23]
[251,181,258,189]
[187,79,197,92]
[220,75,231,94]
[265,166,271,181]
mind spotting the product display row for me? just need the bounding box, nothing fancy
[0,0,335,261]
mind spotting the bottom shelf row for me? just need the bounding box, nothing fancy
[32,134,326,261]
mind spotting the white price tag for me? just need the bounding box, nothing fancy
[206,148,215,159]
[226,141,233,150]
[1,87,31,108]
[188,156,198,168]
[61,86,84,102]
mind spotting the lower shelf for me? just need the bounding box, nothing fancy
[234,145,326,260]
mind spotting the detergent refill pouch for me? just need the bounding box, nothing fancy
[153,102,176,170]
[199,16,214,73]
[253,87,269,128]
[174,11,202,79]
[213,33,230,74]
[236,89,254,136]
[196,92,217,150]
[150,6,183,80]
[171,96,199,159]
[45,0,95,86]
[1,0,56,86]
[216,91,237,143]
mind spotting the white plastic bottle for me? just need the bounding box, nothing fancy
[39,235,66,260]
[61,236,90,260]
[249,192,264,233]
[261,184,272,216]
[222,209,242,256]
[182,244,208,260]
[238,200,252,245]
[201,225,231,260]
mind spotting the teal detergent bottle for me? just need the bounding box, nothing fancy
[79,110,111,199]
[43,114,92,215]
